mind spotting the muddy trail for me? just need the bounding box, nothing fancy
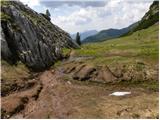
[1,52,159,119]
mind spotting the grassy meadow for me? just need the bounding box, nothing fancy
[73,24,158,67]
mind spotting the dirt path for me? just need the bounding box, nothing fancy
[1,69,157,119]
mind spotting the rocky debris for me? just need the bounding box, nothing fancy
[1,1,79,71]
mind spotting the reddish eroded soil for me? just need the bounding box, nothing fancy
[1,68,158,119]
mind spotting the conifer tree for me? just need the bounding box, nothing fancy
[46,9,51,18]
[76,32,81,45]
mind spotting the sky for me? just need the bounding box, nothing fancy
[19,0,154,34]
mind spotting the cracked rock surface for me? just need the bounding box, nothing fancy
[1,1,78,70]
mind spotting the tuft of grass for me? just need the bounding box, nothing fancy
[62,48,71,56]
[53,61,62,68]
[1,60,30,81]
[116,79,159,92]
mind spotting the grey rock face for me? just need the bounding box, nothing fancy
[1,1,78,71]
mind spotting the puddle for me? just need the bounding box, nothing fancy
[109,92,131,96]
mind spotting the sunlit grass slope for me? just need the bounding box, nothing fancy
[73,24,158,67]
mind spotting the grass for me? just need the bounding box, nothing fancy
[62,48,71,56]
[117,80,159,92]
[52,61,62,68]
[59,24,158,85]
[70,24,158,66]
[1,60,31,96]
[1,60,30,81]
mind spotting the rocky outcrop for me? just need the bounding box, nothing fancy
[1,1,79,71]
[137,1,159,29]
[142,1,159,21]
[128,1,159,34]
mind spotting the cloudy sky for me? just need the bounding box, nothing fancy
[20,0,153,34]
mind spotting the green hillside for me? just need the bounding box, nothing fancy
[73,24,158,68]
[82,22,138,43]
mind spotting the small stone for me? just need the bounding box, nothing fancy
[67,81,71,85]
[6,114,10,118]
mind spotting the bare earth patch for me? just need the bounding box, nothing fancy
[1,69,158,119]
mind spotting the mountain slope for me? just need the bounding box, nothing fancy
[126,1,159,35]
[1,1,78,71]
[83,22,138,43]
[71,30,98,41]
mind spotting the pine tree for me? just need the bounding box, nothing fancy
[76,32,81,45]
[46,9,51,18]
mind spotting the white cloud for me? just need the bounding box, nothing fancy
[20,0,40,8]
[51,1,152,33]
[20,0,153,34]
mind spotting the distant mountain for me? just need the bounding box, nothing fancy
[83,1,159,44]
[82,22,138,43]
[71,30,98,41]
[125,1,159,35]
